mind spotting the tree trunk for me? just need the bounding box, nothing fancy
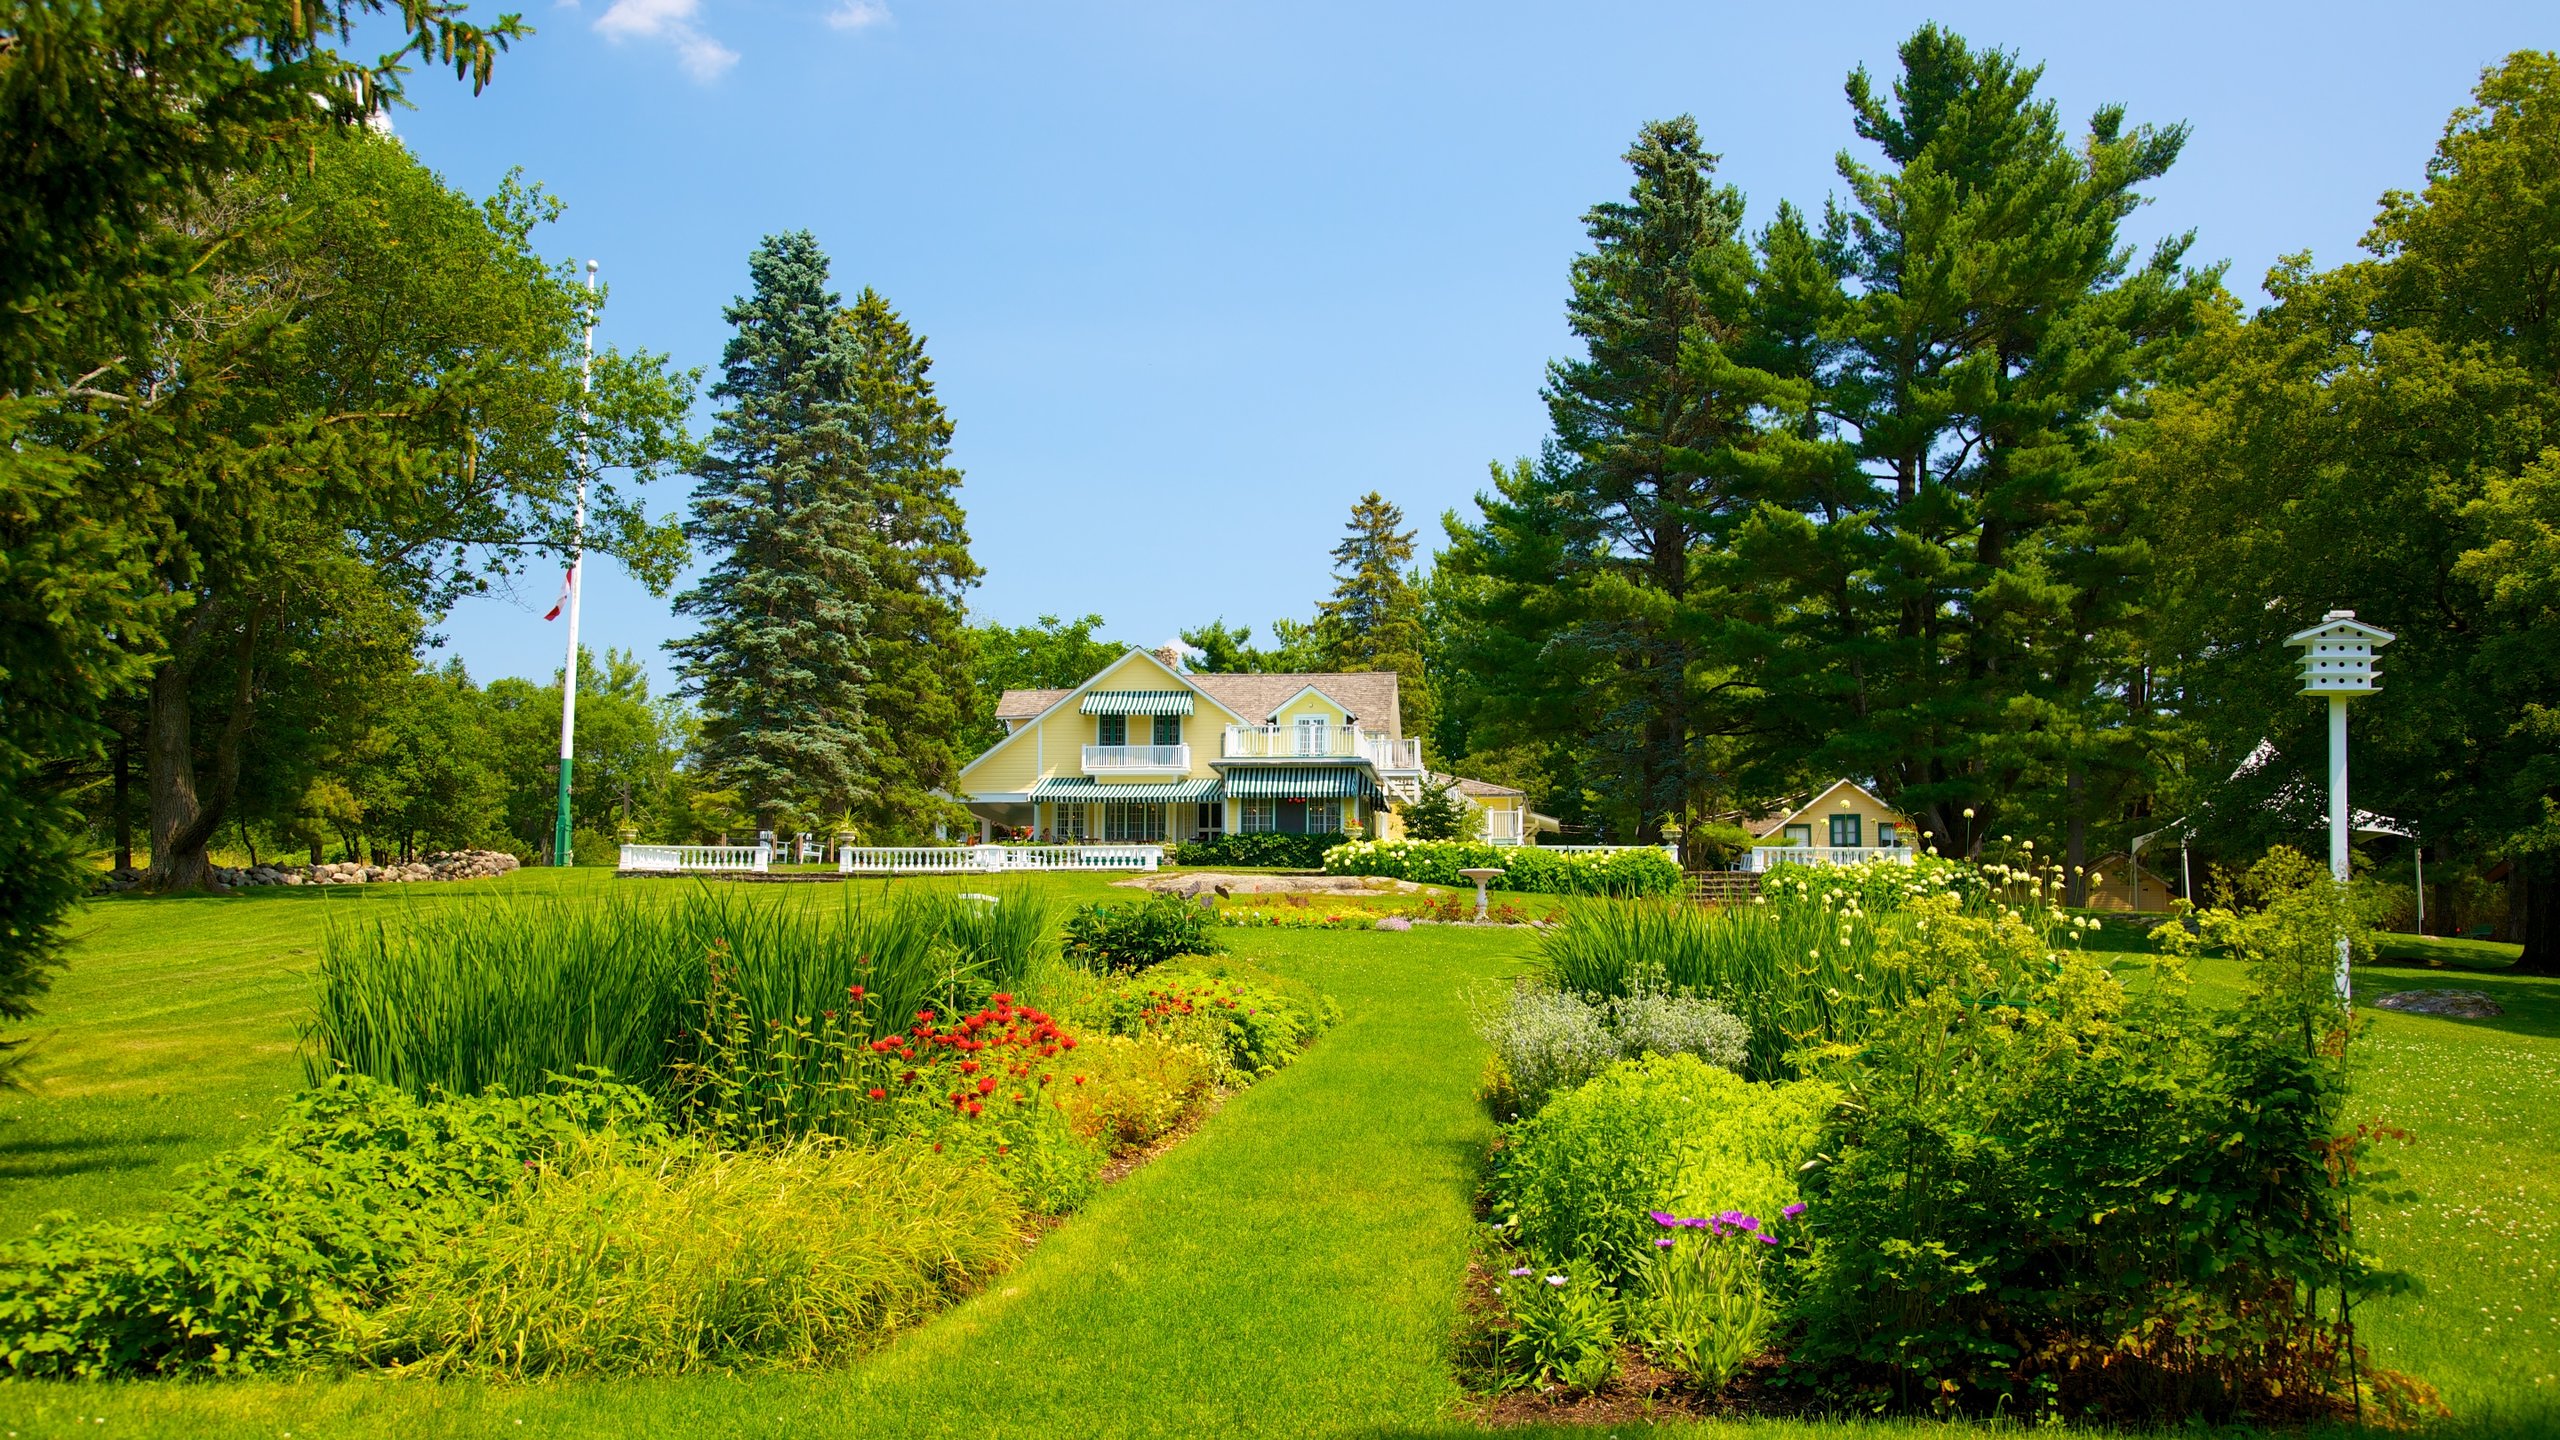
[144,609,261,892]
[238,818,258,869]
[112,724,132,871]
[2515,860,2559,977]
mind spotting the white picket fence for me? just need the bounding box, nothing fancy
[1540,844,1682,864]
[839,845,1164,875]
[618,844,772,873]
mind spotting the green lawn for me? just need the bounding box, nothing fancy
[1,872,2555,1437]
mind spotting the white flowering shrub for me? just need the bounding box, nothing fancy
[1476,981,1751,1116]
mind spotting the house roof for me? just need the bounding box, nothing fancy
[1745,778,1904,837]
[994,669,1405,737]
[1184,671,1403,739]
[1428,770,1524,799]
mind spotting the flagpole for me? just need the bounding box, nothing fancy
[553,259,596,867]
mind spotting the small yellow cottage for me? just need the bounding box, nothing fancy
[1740,779,1916,871]
[956,648,1519,845]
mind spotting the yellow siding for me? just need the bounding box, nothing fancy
[958,651,1245,794]
[1271,689,1352,727]
[1772,782,1911,848]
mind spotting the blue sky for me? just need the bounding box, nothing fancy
[393,0,2547,694]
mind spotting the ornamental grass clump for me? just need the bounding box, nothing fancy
[379,1137,1023,1376]
[1060,892,1224,973]
[308,884,1053,1101]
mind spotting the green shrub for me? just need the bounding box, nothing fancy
[1060,892,1224,973]
[1489,1257,1618,1393]
[1168,832,1343,869]
[1490,1054,1834,1283]
[379,1138,1023,1376]
[1058,1035,1219,1154]
[1474,982,1749,1117]
[1077,960,1339,1082]
[1325,839,1681,897]
[309,885,1053,1100]
[570,826,621,867]
[0,1075,664,1378]
[1793,890,2413,1421]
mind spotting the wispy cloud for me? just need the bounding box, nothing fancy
[827,0,891,31]
[595,0,739,81]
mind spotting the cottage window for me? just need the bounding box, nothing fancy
[1783,823,1813,848]
[1153,714,1182,746]
[1241,799,1277,833]
[1101,801,1166,843]
[1195,802,1224,837]
[1097,714,1126,747]
[1293,717,1329,755]
[1052,805,1087,841]
[1876,822,1898,848]
[1308,799,1343,834]
[1829,814,1862,847]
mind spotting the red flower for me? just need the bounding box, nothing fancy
[867,1087,887,1101]
[848,984,866,999]
[977,1076,998,1095]
[961,1060,980,1075]
[966,1101,983,1117]
[900,1047,915,1060]
[1062,1037,1078,1050]
[1073,1075,1087,1086]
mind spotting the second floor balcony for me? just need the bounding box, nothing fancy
[1220,724,1420,770]
[1082,743,1191,774]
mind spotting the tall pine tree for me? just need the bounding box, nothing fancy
[836,288,981,840]
[1736,26,2204,859]
[1444,117,1776,842]
[673,232,874,830]
[1316,492,1430,734]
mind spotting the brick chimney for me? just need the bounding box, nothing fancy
[1154,644,1187,674]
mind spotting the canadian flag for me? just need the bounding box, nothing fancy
[543,563,576,622]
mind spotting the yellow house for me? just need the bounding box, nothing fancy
[957,648,1520,846]
[1740,779,1917,872]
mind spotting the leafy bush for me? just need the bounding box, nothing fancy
[1792,890,2417,1421]
[1490,1054,1835,1283]
[0,1075,664,1378]
[1400,774,1485,842]
[1168,832,1344,869]
[379,1138,1022,1375]
[1057,1035,1218,1154]
[1060,892,1225,973]
[1488,1258,1618,1393]
[1326,839,1680,897]
[1079,963,1338,1083]
[1476,982,1752,1118]
[310,885,1055,1100]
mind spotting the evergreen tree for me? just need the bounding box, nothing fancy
[1737,26,2204,860]
[836,289,981,840]
[1316,492,1431,734]
[1444,117,1774,842]
[673,233,875,830]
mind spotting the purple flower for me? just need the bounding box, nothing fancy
[1655,1237,1676,1249]
[1782,1202,1807,1220]
[1508,1266,1531,1277]
[1649,1210,1682,1228]
[1756,1233,1780,1246]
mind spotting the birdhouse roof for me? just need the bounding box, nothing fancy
[2284,612,2396,648]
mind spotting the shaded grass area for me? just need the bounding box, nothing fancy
[0,873,2554,1437]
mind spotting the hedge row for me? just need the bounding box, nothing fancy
[1323,840,1681,897]
[1168,833,1346,870]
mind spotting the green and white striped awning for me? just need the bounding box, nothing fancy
[1079,690,1195,716]
[1221,766,1385,804]
[1030,776,1222,804]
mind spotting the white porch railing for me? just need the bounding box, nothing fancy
[840,844,1164,875]
[1081,743,1191,772]
[1541,843,1683,864]
[1221,726,1417,768]
[620,844,772,873]
[1743,845,1916,873]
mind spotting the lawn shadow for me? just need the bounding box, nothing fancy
[2357,962,2560,1043]
[0,1129,196,1183]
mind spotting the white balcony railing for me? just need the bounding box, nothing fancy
[1742,845,1916,874]
[1221,726,1421,769]
[620,844,771,873]
[841,845,1163,875]
[1082,744,1190,772]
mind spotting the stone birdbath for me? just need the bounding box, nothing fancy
[1457,867,1505,922]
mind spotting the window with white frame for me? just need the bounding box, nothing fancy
[1308,799,1342,834]
[1293,716,1328,755]
[1102,801,1166,843]
[1876,822,1898,848]
[1782,823,1813,847]
[1240,798,1277,833]
[1052,804,1087,841]
[1195,802,1224,836]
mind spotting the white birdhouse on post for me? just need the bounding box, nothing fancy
[2283,609,2395,1006]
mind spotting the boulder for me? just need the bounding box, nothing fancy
[2373,989,2503,1019]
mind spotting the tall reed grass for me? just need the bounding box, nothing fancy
[1538,899,1903,1080]
[307,883,1054,1099]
